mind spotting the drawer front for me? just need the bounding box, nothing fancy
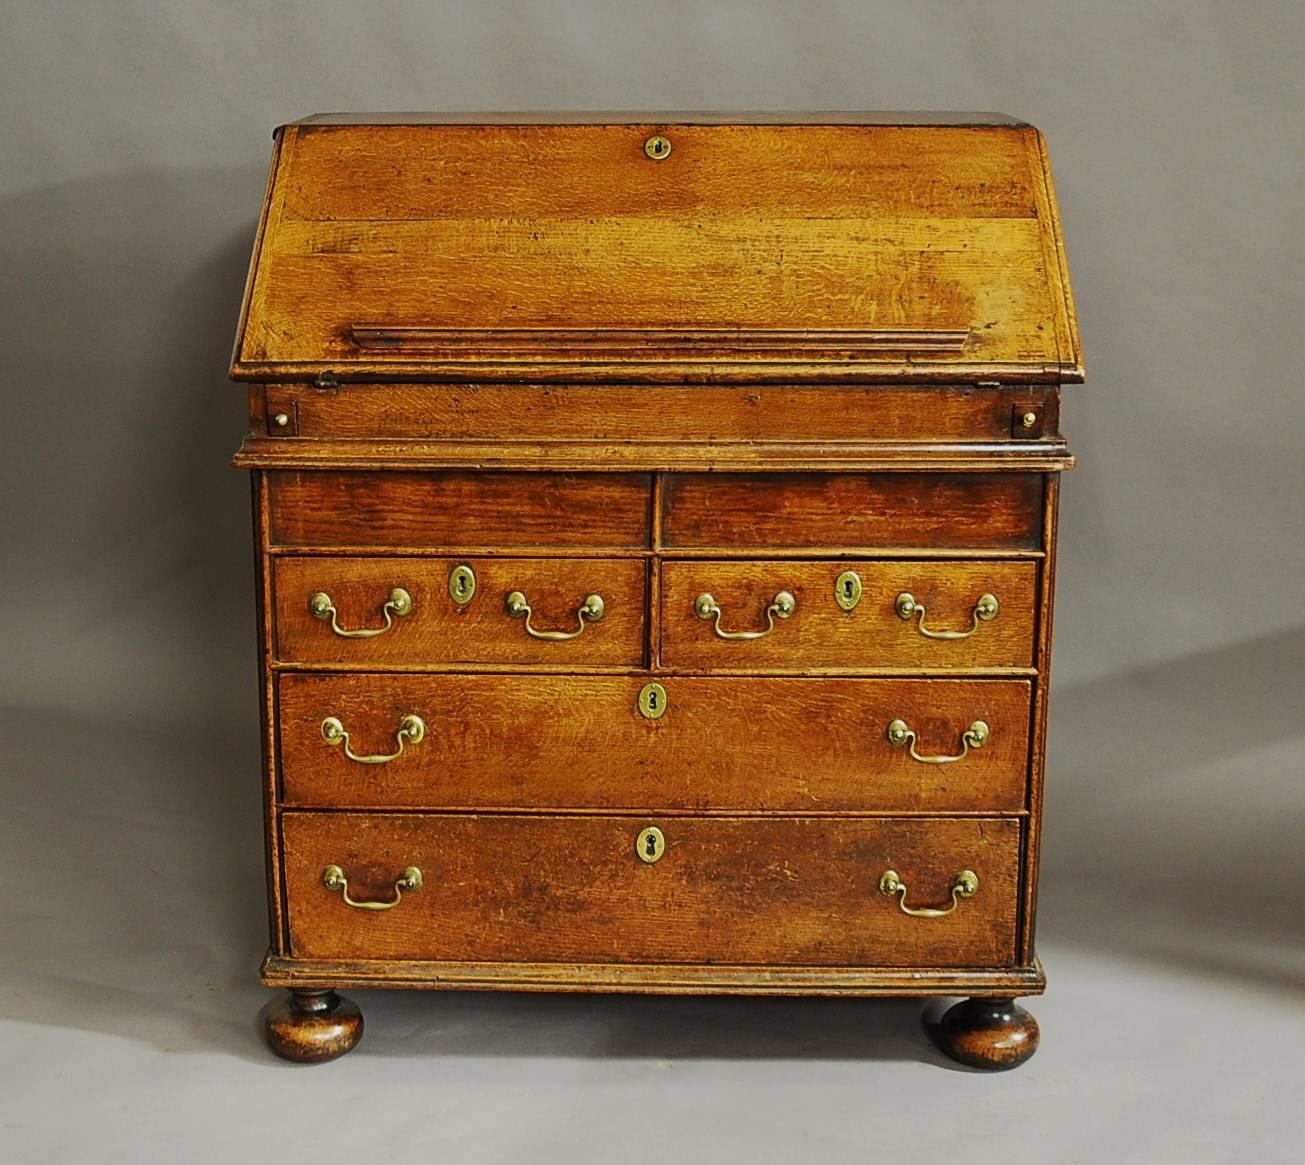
[283,812,1020,967]
[661,560,1036,669]
[268,471,652,549]
[278,674,1030,812]
[662,472,1042,550]
[274,556,646,667]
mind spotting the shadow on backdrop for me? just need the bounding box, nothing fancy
[1040,627,1305,993]
[2,169,1299,1067]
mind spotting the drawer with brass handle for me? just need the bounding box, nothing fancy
[277,673,1032,813]
[282,811,1021,967]
[272,556,646,667]
[660,560,1037,669]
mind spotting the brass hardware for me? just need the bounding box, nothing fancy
[505,590,605,640]
[638,682,668,720]
[272,412,290,428]
[309,587,413,638]
[448,564,477,606]
[878,869,979,918]
[322,864,423,911]
[636,826,665,863]
[643,134,672,161]
[834,570,863,612]
[321,713,426,764]
[694,590,796,640]
[1021,411,1038,429]
[894,591,998,639]
[886,718,989,765]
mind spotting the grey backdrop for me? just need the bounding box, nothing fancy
[2,3,1302,1162]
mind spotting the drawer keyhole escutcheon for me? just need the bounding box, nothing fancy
[321,713,426,765]
[894,591,998,640]
[886,718,989,765]
[638,682,668,720]
[636,826,666,864]
[309,587,412,638]
[448,563,477,606]
[834,570,863,611]
[695,590,796,640]
[878,869,979,918]
[643,134,672,160]
[322,864,423,911]
[506,590,605,640]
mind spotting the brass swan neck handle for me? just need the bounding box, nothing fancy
[894,591,998,640]
[694,590,796,640]
[309,587,412,638]
[322,865,423,911]
[505,590,605,640]
[886,718,989,765]
[321,714,426,764]
[879,869,979,918]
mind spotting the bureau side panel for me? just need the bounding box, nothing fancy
[1020,472,1061,962]
[252,471,287,955]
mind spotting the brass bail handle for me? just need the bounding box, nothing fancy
[309,587,413,638]
[879,869,979,918]
[322,864,423,911]
[695,590,796,640]
[321,714,426,764]
[505,590,605,640]
[886,718,989,765]
[895,591,998,640]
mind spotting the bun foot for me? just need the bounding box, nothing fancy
[927,997,1039,1071]
[261,989,362,1063]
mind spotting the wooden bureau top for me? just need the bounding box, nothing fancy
[231,115,1081,386]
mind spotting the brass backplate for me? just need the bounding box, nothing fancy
[637,681,668,720]
[636,826,665,863]
[643,134,672,160]
[834,570,863,611]
[448,563,476,605]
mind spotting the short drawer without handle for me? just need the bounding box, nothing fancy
[277,673,1031,813]
[267,470,652,550]
[661,472,1043,551]
[661,559,1037,669]
[282,812,1021,967]
[274,556,646,667]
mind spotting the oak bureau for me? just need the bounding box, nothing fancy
[230,113,1082,1068]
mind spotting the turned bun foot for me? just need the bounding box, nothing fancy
[927,997,1040,1071]
[261,989,362,1063]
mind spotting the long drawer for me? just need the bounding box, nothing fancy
[661,559,1036,669]
[274,556,646,667]
[282,812,1021,967]
[277,674,1031,812]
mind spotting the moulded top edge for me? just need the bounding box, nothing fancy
[283,110,1031,130]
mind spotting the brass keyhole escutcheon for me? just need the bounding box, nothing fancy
[638,682,668,720]
[834,570,863,611]
[643,134,672,161]
[449,563,477,606]
[636,826,665,864]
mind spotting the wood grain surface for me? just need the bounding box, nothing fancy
[662,472,1043,550]
[232,122,1080,382]
[276,674,1031,813]
[273,556,646,667]
[267,470,652,549]
[660,559,1037,669]
[282,812,1021,966]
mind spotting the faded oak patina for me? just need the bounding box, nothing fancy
[231,113,1081,1068]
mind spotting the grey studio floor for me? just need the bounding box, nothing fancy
[2,636,1303,1164]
